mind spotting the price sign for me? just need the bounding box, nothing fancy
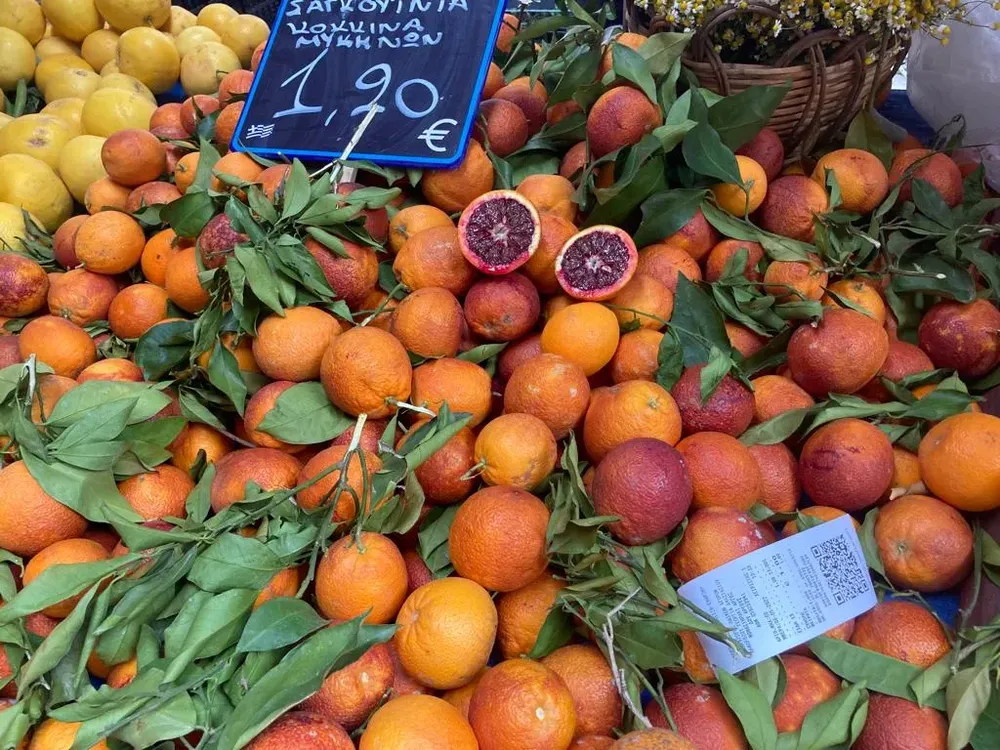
[233,0,507,167]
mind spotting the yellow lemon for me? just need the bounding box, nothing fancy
[81,87,155,136]
[43,66,101,103]
[40,0,103,43]
[0,201,33,251]
[166,7,197,36]
[100,60,120,76]
[35,36,81,59]
[180,41,240,96]
[34,54,93,92]
[95,0,171,32]
[97,73,156,104]
[0,114,75,169]
[197,4,239,36]
[116,27,180,95]
[0,0,46,46]
[0,28,36,91]
[0,153,73,231]
[40,97,86,136]
[57,134,107,203]
[0,113,12,129]
[220,15,270,68]
[80,29,120,72]
[174,25,221,58]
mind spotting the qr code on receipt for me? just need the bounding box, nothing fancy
[812,534,871,604]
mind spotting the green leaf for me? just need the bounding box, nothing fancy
[49,398,137,451]
[699,347,733,403]
[971,685,1000,749]
[189,137,221,193]
[526,603,574,659]
[911,178,956,228]
[549,47,601,106]
[739,408,811,447]
[214,617,396,750]
[947,664,992,750]
[671,274,731,365]
[418,505,458,578]
[281,160,312,220]
[585,154,667,228]
[891,254,977,303]
[717,669,779,750]
[707,84,790,150]
[750,657,784,707]
[910,657,953,707]
[45,381,171,428]
[846,111,893,169]
[614,618,683,669]
[400,412,473,473]
[0,554,138,623]
[161,191,215,238]
[700,202,812,262]
[22,452,142,523]
[639,31,693,77]
[796,681,866,750]
[611,43,658,103]
[16,585,97,695]
[134,320,195,380]
[206,339,248,415]
[634,188,707,248]
[682,122,743,185]
[115,693,197,747]
[258,381,352,444]
[656,326,684,391]
[457,343,508,364]
[234,245,284,314]
[237,598,327,653]
[810,637,944,709]
[188,534,284,593]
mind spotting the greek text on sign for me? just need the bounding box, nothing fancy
[233,0,507,167]
[678,514,877,674]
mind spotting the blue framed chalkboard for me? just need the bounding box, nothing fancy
[232,0,507,167]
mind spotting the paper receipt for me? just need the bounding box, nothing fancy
[678,514,877,673]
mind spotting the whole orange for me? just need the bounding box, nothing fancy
[750,375,815,424]
[676,432,763,511]
[108,283,170,340]
[422,140,494,213]
[748,442,801,513]
[253,306,342,383]
[772,655,840,733]
[246,712,353,750]
[671,507,774,583]
[393,225,479,296]
[799,418,894,512]
[169,423,233,473]
[315,533,407,625]
[388,204,453,254]
[635,243,702,293]
[612,730,696,749]
[712,155,768,215]
[918,412,1000,512]
[450,486,549,591]
[610,274,674,330]
[854,693,947,750]
[762,253,828,302]
[18,315,96,377]
[164,246,210,313]
[46,269,118,326]
[468,658,577,750]
[23,538,109,618]
[504,353,591,439]
[850,600,950,668]
[395,577,497,690]
[651,683,746,750]
[359,694,478,750]
[496,572,565,659]
[117,464,194,520]
[875,494,973,591]
[787,308,889,397]
[0,461,89,557]
[320,326,412,418]
[811,148,889,214]
[302,643,394,731]
[542,645,621,738]
[474,413,557,490]
[410,357,492,427]
[74,211,145,274]
[759,175,828,242]
[390,286,464,358]
[610,329,663,383]
[583,381,682,462]
[541,302,620,376]
[209,448,301,513]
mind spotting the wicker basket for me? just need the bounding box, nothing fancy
[625,3,907,153]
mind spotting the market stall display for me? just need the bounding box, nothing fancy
[0,2,998,749]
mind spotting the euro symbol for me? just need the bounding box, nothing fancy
[418,118,458,153]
